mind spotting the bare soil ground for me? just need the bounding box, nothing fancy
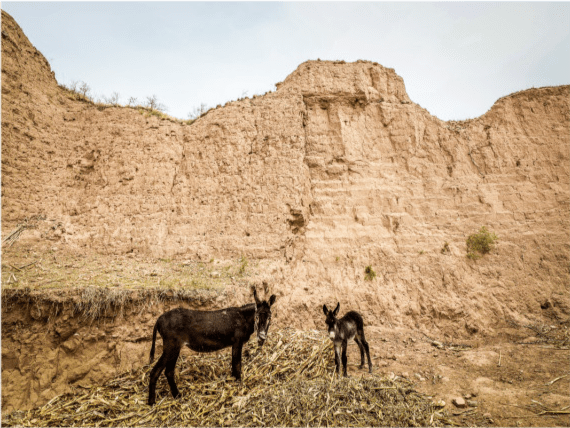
[2,234,569,426]
[361,325,570,427]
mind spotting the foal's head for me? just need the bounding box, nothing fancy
[322,302,341,340]
[253,288,276,346]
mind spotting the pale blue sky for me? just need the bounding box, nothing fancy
[2,2,569,121]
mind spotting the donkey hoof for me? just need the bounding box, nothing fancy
[359,364,365,370]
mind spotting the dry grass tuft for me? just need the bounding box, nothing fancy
[2,329,452,427]
[1,286,223,322]
[520,321,570,349]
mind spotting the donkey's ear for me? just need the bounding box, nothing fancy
[322,304,329,316]
[332,302,340,316]
[269,294,276,306]
[252,286,261,305]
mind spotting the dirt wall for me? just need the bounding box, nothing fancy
[1,288,226,413]
[2,9,570,413]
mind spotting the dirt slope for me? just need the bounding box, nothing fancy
[1,9,570,415]
[0,10,570,427]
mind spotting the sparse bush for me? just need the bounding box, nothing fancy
[364,265,376,281]
[59,80,91,102]
[78,81,91,99]
[466,226,498,260]
[127,96,138,107]
[67,80,78,92]
[145,94,167,112]
[441,242,450,254]
[104,91,121,106]
[188,103,209,120]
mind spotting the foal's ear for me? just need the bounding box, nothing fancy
[322,304,329,316]
[269,294,276,306]
[252,286,261,305]
[332,302,340,316]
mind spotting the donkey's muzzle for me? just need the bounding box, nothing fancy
[257,331,267,346]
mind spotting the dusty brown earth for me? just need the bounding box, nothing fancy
[2,273,568,426]
[1,10,569,425]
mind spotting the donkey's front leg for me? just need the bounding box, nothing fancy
[334,342,342,375]
[341,340,348,377]
[231,341,244,381]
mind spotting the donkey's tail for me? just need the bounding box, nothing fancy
[149,319,159,365]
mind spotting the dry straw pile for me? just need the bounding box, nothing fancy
[3,329,452,427]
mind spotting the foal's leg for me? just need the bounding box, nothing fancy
[354,336,366,369]
[360,331,373,373]
[148,352,167,405]
[333,341,342,374]
[341,339,348,377]
[231,342,244,381]
[164,347,181,399]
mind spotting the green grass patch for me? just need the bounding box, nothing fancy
[364,265,376,281]
[466,226,498,260]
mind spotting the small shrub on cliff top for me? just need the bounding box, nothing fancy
[466,226,498,260]
[188,103,210,120]
[60,80,93,103]
[145,94,166,112]
[364,265,376,281]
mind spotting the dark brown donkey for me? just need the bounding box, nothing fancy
[322,303,372,377]
[147,287,276,405]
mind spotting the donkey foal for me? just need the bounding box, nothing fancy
[323,303,372,377]
[147,287,276,405]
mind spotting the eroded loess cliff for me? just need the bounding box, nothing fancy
[2,10,569,412]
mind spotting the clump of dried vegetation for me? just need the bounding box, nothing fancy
[466,226,498,260]
[2,329,452,427]
[517,320,570,350]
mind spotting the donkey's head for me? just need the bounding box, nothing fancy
[322,302,341,340]
[252,287,276,346]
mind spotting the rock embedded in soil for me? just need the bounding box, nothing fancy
[452,397,467,408]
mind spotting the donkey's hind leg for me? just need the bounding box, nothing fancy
[354,337,366,369]
[164,347,181,399]
[148,352,167,405]
[359,330,373,373]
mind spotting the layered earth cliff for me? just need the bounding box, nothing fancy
[2,10,569,334]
